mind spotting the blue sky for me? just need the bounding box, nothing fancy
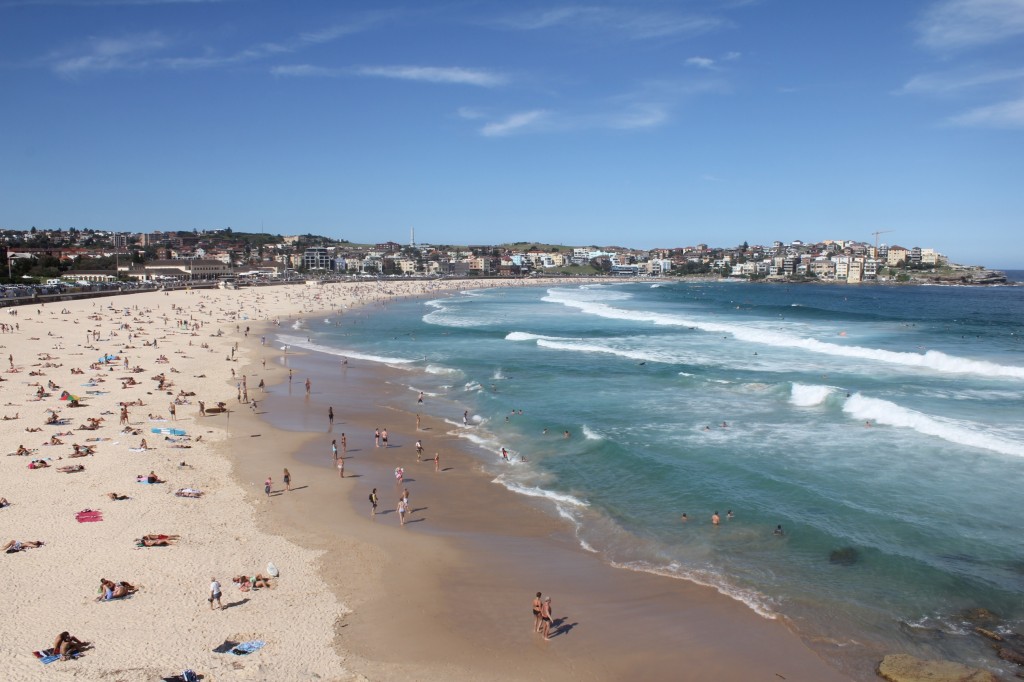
[1,0,1022,267]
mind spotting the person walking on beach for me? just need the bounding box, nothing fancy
[331,439,338,462]
[328,406,334,429]
[463,410,469,426]
[415,439,423,462]
[169,403,176,421]
[381,428,389,448]
[434,451,440,472]
[341,432,347,455]
[338,455,345,478]
[397,496,409,526]
[402,488,411,517]
[283,468,291,492]
[305,378,311,396]
[374,428,380,448]
[264,476,272,499]
[533,592,543,632]
[209,577,222,610]
[369,488,378,517]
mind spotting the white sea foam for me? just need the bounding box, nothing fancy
[424,364,461,376]
[276,334,412,365]
[582,425,603,440]
[843,394,1024,457]
[608,560,777,620]
[505,331,572,342]
[790,383,833,407]
[491,477,590,508]
[290,320,303,330]
[542,288,1024,380]
[464,381,482,392]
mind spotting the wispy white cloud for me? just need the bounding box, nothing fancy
[500,6,724,40]
[457,107,485,120]
[604,103,668,129]
[3,0,232,6]
[917,0,1024,50]
[270,64,341,78]
[271,64,507,87]
[481,110,549,137]
[47,19,371,75]
[723,51,742,61]
[685,56,716,69]
[52,31,167,75]
[355,65,507,87]
[946,96,1024,127]
[900,66,1024,94]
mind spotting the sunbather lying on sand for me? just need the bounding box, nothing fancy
[232,574,272,590]
[28,459,48,469]
[57,464,85,473]
[174,488,202,498]
[107,493,129,501]
[134,535,177,547]
[4,539,44,553]
[96,578,137,600]
[137,471,164,483]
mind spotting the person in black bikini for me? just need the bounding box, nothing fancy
[532,592,543,632]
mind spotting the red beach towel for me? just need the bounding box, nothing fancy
[75,509,103,523]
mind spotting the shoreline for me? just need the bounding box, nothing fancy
[239,287,856,681]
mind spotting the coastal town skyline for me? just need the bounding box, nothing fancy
[2,0,1023,268]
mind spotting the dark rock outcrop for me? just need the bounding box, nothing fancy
[877,654,999,682]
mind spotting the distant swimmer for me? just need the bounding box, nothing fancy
[680,513,688,523]
[773,524,785,536]
[727,510,734,520]
[720,421,728,428]
[563,430,570,439]
[712,511,720,525]
[865,421,872,427]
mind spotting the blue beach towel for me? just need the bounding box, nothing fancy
[230,640,265,656]
[34,648,81,664]
[151,427,187,436]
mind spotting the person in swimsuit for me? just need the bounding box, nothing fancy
[369,488,378,517]
[283,468,291,492]
[381,428,389,448]
[540,598,553,640]
[533,592,543,632]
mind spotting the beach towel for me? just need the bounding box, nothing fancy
[75,509,103,523]
[231,640,265,655]
[33,648,81,664]
[151,427,186,436]
[213,639,265,655]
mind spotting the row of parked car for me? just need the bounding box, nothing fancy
[0,279,163,299]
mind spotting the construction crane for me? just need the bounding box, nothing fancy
[871,230,894,251]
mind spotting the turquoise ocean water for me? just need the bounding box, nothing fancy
[279,277,1024,677]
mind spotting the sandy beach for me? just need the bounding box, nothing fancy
[0,279,852,681]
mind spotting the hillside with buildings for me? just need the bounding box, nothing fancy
[0,226,1007,285]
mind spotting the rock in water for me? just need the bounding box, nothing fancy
[996,645,1024,666]
[877,654,999,682]
[829,547,859,565]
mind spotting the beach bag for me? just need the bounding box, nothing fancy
[182,670,199,682]
[267,562,279,578]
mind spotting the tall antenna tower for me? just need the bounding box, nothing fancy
[410,227,416,249]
